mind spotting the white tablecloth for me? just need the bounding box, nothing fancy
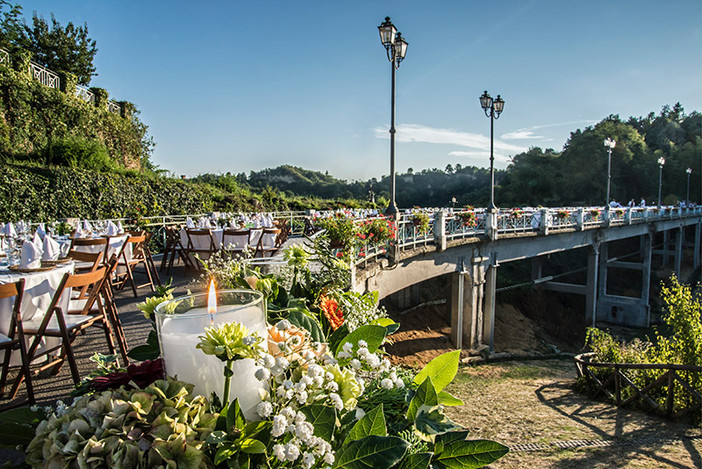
[180,229,223,251]
[0,261,74,365]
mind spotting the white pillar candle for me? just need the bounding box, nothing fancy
[155,290,266,420]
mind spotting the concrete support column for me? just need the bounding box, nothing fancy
[433,211,447,251]
[531,256,543,282]
[695,223,701,269]
[450,271,467,349]
[662,230,670,267]
[598,241,609,301]
[486,212,498,241]
[585,244,600,327]
[450,261,486,351]
[674,227,683,277]
[483,256,498,352]
[641,233,653,326]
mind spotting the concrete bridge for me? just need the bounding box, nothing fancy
[351,206,702,354]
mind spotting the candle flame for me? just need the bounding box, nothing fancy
[207,279,217,323]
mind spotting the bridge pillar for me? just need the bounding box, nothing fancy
[585,244,599,327]
[433,211,447,251]
[531,256,543,282]
[449,259,487,352]
[695,222,701,269]
[483,256,498,352]
[486,212,498,241]
[662,230,670,266]
[674,227,683,277]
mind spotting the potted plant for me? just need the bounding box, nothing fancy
[456,210,476,227]
[589,209,600,219]
[556,210,570,220]
[411,212,430,232]
[511,209,523,219]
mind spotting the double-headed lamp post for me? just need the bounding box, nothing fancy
[604,138,616,207]
[378,17,408,217]
[657,156,666,207]
[686,167,692,204]
[479,91,505,213]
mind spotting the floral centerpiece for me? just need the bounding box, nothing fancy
[556,209,570,220]
[456,207,476,227]
[2,242,509,469]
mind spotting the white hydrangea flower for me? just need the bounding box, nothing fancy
[307,364,323,378]
[323,452,335,465]
[297,390,308,405]
[329,393,343,411]
[380,378,394,390]
[394,378,405,389]
[302,452,316,469]
[276,356,290,369]
[285,442,300,461]
[357,340,368,348]
[342,342,354,353]
[254,367,270,381]
[337,350,352,360]
[256,401,273,418]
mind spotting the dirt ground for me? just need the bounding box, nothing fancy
[444,360,701,468]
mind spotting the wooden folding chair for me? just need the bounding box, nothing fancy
[113,234,158,297]
[184,229,217,269]
[66,250,104,274]
[222,229,250,257]
[69,237,109,264]
[256,228,281,258]
[22,267,117,385]
[161,225,191,273]
[0,279,35,407]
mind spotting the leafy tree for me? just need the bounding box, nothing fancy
[0,0,22,51]
[21,12,98,85]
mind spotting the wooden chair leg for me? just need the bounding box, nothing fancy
[55,314,80,385]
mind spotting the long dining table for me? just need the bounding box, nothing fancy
[0,260,74,366]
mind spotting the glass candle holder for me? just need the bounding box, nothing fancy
[155,289,266,419]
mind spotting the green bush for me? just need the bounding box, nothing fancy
[46,135,115,171]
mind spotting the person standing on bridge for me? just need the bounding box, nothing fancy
[639,198,646,207]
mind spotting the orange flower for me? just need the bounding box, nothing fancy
[319,296,344,330]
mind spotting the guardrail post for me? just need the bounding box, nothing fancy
[539,209,549,235]
[604,208,611,227]
[576,208,584,231]
[486,212,498,241]
[433,210,447,251]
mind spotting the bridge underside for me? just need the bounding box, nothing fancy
[353,217,701,354]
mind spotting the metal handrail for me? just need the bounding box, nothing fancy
[29,61,60,89]
[75,86,95,103]
[0,48,9,66]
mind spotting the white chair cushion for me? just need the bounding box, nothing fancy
[23,313,96,334]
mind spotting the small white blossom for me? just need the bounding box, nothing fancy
[276,386,287,397]
[254,367,270,381]
[380,378,394,390]
[357,340,368,348]
[276,319,291,331]
[262,353,276,368]
[325,381,339,392]
[302,452,316,469]
[329,393,343,411]
[272,415,288,437]
[357,347,369,358]
[273,444,286,461]
[285,442,301,461]
[283,379,294,389]
[256,401,273,418]
[323,452,335,465]
[294,411,307,423]
[297,390,308,404]
[342,342,354,353]
[304,351,317,362]
[285,389,295,399]
[337,350,352,360]
[295,421,314,442]
[276,356,290,369]
[394,378,405,389]
[313,375,324,387]
[242,335,256,346]
[307,364,323,378]
[294,381,307,391]
[349,359,362,370]
[271,365,285,377]
[281,407,296,419]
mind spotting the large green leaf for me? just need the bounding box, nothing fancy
[398,452,433,469]
[370,317,400,335]
[344,404,386,444]
[328,323,350,352]
[287,309,325,343]
[226,398,246,431]
[437,390,464,406]
[334,435,408,469]
[407,376,438,422]
[300,405,336,438]
[413,406,461,438]
[412,350,460,393]
[0,422,38,448]
[127,329,160,361]
[432,431,509,469]
[335,324,386,358]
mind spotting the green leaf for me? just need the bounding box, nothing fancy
[334,435,408,469]
[344,404,387,444]
[413,406,461,437]
[226,398,246,431]
[214,445,237,466]
[437,391,464,406]
[370,317,400,335]
[412,350,460,393]
[287,309,325,343]
[398,452,433,469]
[335,324,386,358]
[0,406,45,425]
[432,431,509,469]
[0,422,38,448]
[239,438,266,454]
[299,405,336,438]
[407,376,438,422]
[127,342,160,361]
[328,323,350,352]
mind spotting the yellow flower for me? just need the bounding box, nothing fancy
[197,322,263,362]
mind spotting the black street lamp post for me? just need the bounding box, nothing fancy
[479,91,505,213]
[378,17,408,217]
[604,138,616,207]
[686,167,692,204]
[657,157,665,207]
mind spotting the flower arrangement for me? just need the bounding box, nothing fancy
[411,212,430,232]
[556,210,570,220]
[456,208,476,227]
[614,208,624,217]
[510,209,523,219]
[357,218,395,245]
[589,209,600,219]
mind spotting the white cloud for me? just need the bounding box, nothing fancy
[374,123,526,154]
[501,120,597,140]
[501,129,544,140]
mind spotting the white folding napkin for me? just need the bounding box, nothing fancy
[32,232,42,247]
[60,240,71,258]
[74,225,84,238]
[42,235,60,261]
[36,222,47,240]
[105,220,119,236]
[3,222,16,236]
[186,217,195,228]
[83,220,94,232]
[19,240,42,269]
[117,221,124,233]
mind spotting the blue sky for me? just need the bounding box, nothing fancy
[19,0,702,181]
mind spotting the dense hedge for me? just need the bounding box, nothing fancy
[0,54,151,169]
[0,164,219,221]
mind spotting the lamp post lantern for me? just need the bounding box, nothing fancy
[479,91,505,213]
[686,167,692,204]
[378,16,408,217]
[657,156,665,207]
[604,138,616,207]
